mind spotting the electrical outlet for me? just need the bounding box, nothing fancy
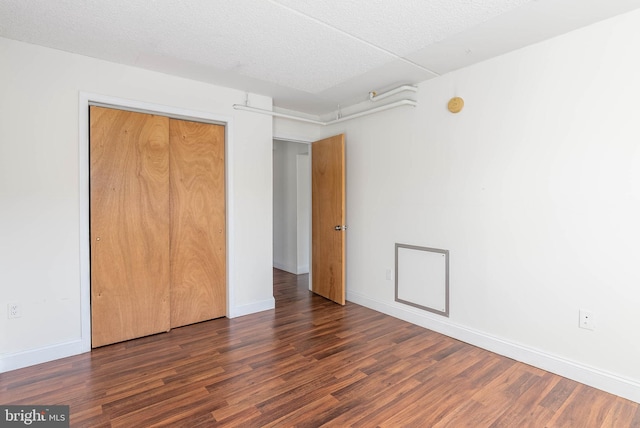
[8,302,22,319]
[579,309,595,330]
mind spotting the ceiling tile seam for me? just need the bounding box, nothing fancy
[267,0,441,79]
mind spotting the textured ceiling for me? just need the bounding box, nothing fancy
[1,0,640,115]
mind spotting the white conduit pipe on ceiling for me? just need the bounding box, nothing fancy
[233,99,417,126]
[233,85,418,126]
[369,84,418,102]
[327,99,416,124]
[232,105,326,125]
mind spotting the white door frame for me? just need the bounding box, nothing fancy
[78,92,235,352]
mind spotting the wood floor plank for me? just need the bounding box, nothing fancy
[322,378,423,426]
[547,384,619,427]
[600,397,640,428]
[1,268,637,426]
[488,372,560,427]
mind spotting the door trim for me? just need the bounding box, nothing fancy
[78,92,235,352]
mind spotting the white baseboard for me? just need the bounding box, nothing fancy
[2,298,277,373]
[228,297,275,318]
[1,296,277,373]
[0,340,86,373]
[296,264,309,274]
[347,290,640,404]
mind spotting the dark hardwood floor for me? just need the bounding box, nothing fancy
[1,269,638,427]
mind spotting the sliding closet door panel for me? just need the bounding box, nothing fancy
[169,119,226,327]
[90,106,171,347]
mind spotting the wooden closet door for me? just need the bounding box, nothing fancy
[169,119,226,327]
[90,106,171,347]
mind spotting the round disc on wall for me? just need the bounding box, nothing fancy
[448,97,464,113]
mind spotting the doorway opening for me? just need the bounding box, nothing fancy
[272,134,346,305]
[272,139,311,280]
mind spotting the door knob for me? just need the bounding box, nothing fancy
[334,225,347,231]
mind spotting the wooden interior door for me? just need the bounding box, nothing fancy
[90,106,171,347]
[311,134,346,305]
[169,119,226,327]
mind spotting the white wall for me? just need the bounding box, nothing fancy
[296,153,310,273]
[273,115,322,143]
[0,37,274,371]
[273,140,309,274]
[273,140,297,273]
[312,9,640,402]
